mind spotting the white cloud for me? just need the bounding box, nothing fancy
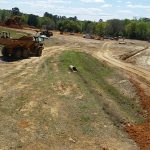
[62,7,103,15]
[117,0,122,3]
[80,0,105,3]
[0,0,9,4]
[127,4,150,9]
[15,0,71,10]
[101,4,112,8]
[126,1,131,4]
[118,10,132,14]
[0,0,149,21]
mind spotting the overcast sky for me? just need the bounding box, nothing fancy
[0,0,150,21]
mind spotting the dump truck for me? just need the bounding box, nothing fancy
[0,31,44,59]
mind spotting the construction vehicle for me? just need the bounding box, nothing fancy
[95,36,104,40]
[5,16,22,29]
[60,31,64,35]
[40,30,53,38]
[83,34,94,39]
[114,37,119,41]
[0,31,44,59]
[0,16,22,29]
[3,7,22,29]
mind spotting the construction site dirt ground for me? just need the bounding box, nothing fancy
[0,28,150,150]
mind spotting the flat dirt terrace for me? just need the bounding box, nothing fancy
[0,28,150,150]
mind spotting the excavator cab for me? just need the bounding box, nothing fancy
[0,31,10,39]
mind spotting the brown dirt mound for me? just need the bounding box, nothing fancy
[126,123,150,150]
[130,80,150,118]
[125,79,150,150]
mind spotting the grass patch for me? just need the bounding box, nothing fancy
[82,125,94,135]
[59,51,112,77]
[59,51,144,123]
[0,27,27,39]
[80,115,91,122]
[0,95,27,116]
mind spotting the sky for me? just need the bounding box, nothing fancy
[0,0,150,21]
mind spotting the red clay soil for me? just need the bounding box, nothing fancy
[125,79,150,150]
[131,80,150,115]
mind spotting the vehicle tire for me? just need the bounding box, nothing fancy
[14,48,22,59]
[36,48,42,57]
[2,47,9,57]
[22,49,29,59]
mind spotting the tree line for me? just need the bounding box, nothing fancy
[0,8,150,40]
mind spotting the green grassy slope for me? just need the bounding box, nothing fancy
[0,27,27,38]
[59,51,144,123]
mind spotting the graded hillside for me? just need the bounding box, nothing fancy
[0,27,150,150]
[0,50,142,150]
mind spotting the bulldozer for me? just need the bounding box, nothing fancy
[40,30,53,38]
[4,7,23,29]
[5,16,22,29]
[0,31,44,59]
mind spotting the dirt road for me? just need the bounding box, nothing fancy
[96,42,150,83]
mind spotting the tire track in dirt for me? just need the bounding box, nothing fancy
[0,46,67,96]
[0,46,65,78]
[95,42,150,82]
